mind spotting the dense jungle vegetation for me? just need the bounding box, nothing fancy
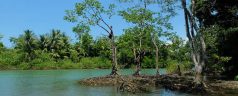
[0,0,238,82]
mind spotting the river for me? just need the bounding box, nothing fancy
[0,69,196,96]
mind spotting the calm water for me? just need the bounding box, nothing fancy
[0,69,195,96]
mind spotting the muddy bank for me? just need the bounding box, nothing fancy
[208,80,238,95]
[78,74,238,95]
[78,75,157,86]
[78,75,158,93]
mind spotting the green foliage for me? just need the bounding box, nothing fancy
[166,60,177,73]
[168,35,190,62]
[120,8,153,24]
[0,49,23,68]
[142,56,155,68]
[0,0,192,73]
[64,0,116,34]
[18,62,31,70]
[235,75,238,81]
[35,61,57,70]
[0,35,4,52]
[78,57,111,69]
[93,37,111,58]
[194,0,238,78]
[29,51,58,69]
[69,49,80,62]
[58,59,76,69]
[166,60,192,74]
[10,30,38,62]
[119,1,174,72]
[78,32,94,57]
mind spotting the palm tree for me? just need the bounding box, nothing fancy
[23,30,38,62]
[10,30,38,63]
[48,29,71,60]
[49,29,61,59]
[0,35,4,53]
[39,35,50,52]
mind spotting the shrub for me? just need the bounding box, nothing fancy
[166,60,178,73]
[33,61,57,70]
[235,75,238,81]
[166,60,192,74]
[29,51,59,69]
[0,50,23,66]
[79,57,111,69]
[142,56,155,68]
[59,59,78,69]
[18,62,31,70]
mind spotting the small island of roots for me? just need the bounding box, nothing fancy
[78,74,238,95]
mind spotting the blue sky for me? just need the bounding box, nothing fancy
[0,0,185,48]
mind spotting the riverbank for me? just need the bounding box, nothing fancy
[78,74,238,95]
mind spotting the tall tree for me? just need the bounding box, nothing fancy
[193,0,238,79]
[38,29,72,60]
[120,0,173,75]
[0,35,4,53]
[39,34,50,52]
[48,29,71,60]
[64,0,119,75]
[10,30,38,64]
[79,32,94,57]
[94,36,111,58]
[181,0,207,85]
[117,31,137,68]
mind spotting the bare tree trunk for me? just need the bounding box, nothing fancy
[155,47,159,75]
[133,43,136,62]
[133,54,141,76]
[177,64,181,76]
[152,34,159,75]
[109,30,118,75]
[181,0,206,85]
[194,61,203,83]
[133,36,143,76]
[95,15,119,75]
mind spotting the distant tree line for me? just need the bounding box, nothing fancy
[0,28,190,72]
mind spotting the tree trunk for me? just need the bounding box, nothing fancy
[152,35,159,75]
[133,37,143,76]
[109,31,118,75]
[155,47,159,75]
[133,56,141,76]
[133,44,136,63]
[181,0,206,85]
[194,62,203,84]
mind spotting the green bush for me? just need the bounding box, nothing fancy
[18,62,31,70]
[28,52,58,69]
[79,57,111,69]
[0,50,23,66]
[142,56,155,68]
[166,60,192,74]
[166,60,178,73]
[33,61,57,70]
[61,63,77,69]
[235,75,238,81]
[59,59,78,69]
[97,58,111,69]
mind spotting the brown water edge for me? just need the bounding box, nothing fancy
[78,74,238,95]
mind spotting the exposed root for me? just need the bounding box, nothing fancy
[78,74,238,95]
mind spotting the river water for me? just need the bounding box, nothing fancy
[0,69,196,96]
